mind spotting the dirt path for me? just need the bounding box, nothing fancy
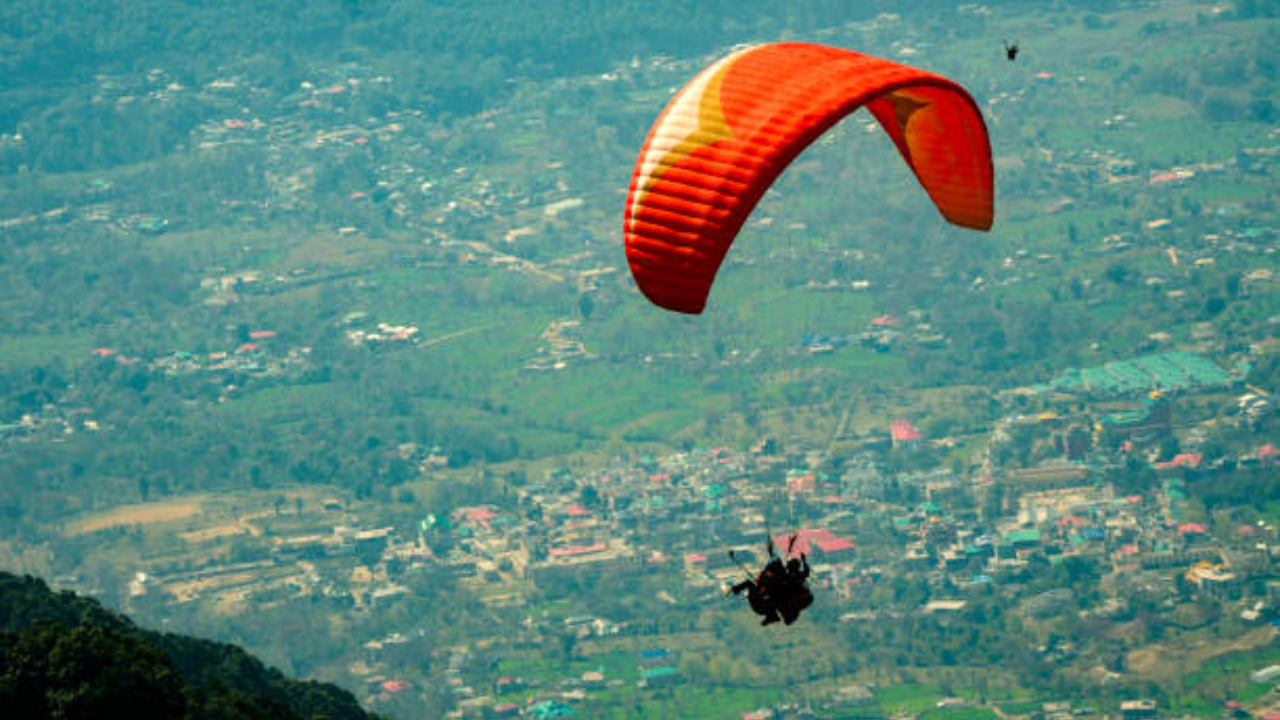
[450,240,566,283]
[824,406,851,461]
[419,324,494,350]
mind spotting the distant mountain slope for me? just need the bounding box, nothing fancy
[0,572,383,720]
[2,0,1070,129]
[0,0,885,82]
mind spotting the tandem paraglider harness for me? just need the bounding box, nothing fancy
[728,533,814,626]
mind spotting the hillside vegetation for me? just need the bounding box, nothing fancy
[0,572,383,720]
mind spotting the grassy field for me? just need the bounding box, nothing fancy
[1166,641,1280,717]
[69,497,207,534]
[0,332,96,371]
[874,683,947,715]
[919,707,998,720]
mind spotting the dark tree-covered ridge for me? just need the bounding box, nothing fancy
[0,572,384,720]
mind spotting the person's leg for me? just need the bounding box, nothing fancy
[779,596,799,624]
[761,597,782,625]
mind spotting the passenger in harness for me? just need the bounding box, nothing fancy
[729,534,815,626]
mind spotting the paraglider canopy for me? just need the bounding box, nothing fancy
[623,42,994,314]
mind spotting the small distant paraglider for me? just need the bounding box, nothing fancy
[1004,40,1020,62]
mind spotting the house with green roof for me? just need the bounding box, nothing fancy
[1006,529,1042,549]
[529,700,575,718]
[641,665,680,688]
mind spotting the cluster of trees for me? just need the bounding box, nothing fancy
[0,572,383,720]
[1130,30,1276,124]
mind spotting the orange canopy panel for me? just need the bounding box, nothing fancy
[624,42,994,314]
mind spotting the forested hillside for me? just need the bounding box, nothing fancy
[0,572,383,720]
[1,0,1152,171]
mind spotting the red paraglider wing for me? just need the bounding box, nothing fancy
[624,42,994,314]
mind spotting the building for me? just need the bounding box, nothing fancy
[1187,563,1238,599]
[638,647,674,669]
[640,665,680,688]
[890,420,922,449]
[1249,666,1280,684]
[529,700,575,719]
[771,528,855,563]
[1155,453,1204,477]
[904,543,932,571]
[786,470,816,496]
[1099,398,1172,448]
[1006,529,1043,551]
[1120,699,1156,720]
[527,540,641,587]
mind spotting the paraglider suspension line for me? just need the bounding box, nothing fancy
[727,550,756,583]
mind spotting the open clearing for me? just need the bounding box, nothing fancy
[69,497,205,534]
[1126,625,1277,678]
